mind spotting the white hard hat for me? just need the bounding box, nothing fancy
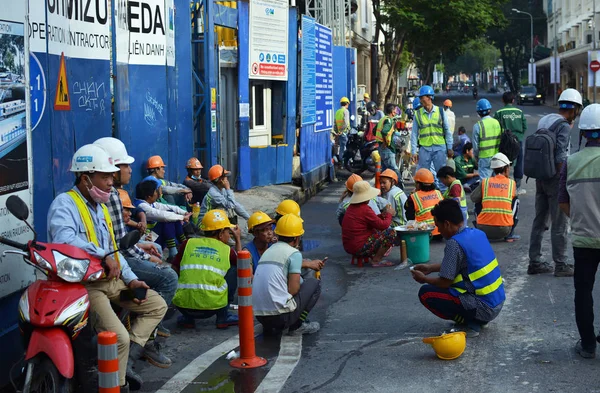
[578,103,600,130]
[558,88,583,107]
[93,137,135,165]
[70,144,120,173]
[490,152,511,169]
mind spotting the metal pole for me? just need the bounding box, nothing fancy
[554,13,558,105]
[594,0,597,103]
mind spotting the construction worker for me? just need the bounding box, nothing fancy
[337,173,389,225]
[411,199,505,337]
[243,211,276,272]
[472,99,502,179]
[333,96,351,163]
[275,199,301,221]
[436,166,468,225]
[454,142,480,192]
[470,153,520,242]
[146,155,192,205]
[443,99,456,134]
[558,103,600,359]
[253,214,323,335]
[183,157,211,205]
[404,168,443,237]
[452,126,471,158]
[172,209,240,329]
[379,169,407,226]
[494,92,527,193]
[375,103,400,179]
[411,85,453,192]
[200,164,250,225]
[47,144,167,391]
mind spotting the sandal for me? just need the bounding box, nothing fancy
[371,260,394,268]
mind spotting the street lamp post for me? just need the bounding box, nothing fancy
[512,8,535,83]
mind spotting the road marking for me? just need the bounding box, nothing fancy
[462,115,470,118]
[255,334,303,393]
[524,114,532,117]
[538,114,544,117]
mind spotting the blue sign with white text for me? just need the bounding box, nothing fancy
[315,24,333,132]
[301,16,316,126]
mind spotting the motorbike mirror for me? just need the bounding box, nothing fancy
[119,231,141,250]
[6,195,29,221]
[350,115,356,121]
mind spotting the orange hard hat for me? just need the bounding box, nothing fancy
[147,155,166,169]
[186,157,203,169]
[380,169,398,184]
[345,174,363,191]
[117,189,135,209]
[414,168,435,184]
[443,99,452,108]
[208,164,230,181]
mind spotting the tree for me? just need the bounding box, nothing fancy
[445,38,500,80]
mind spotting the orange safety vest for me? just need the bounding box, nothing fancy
[477,175,516,227]
[410,190,443,235]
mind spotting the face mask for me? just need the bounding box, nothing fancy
[191,175,199,180]
[85,176,111,204]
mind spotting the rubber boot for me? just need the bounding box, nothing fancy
[126,342,145,391]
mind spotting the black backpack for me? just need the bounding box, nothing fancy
[524,118,566,180]
[499,129,521,162]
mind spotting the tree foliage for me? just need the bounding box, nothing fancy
[445,38,501,78]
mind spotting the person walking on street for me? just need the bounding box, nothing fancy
[528,88,582,277]
[443,99,456,135]
[494,92,527,194]
[411,85,453,191]
[375,103,401,179]
[333,97,351,163]
[558,103,600,358]
[472,99,502,179]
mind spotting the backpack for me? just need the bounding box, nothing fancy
[524,118,566,180]
[499,129,521,162]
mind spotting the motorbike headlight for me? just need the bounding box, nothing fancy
[34,252,53,272]
[52,251,89,282]
[19,290,30,322]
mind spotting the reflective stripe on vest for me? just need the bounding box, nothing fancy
[477,117,502,158]
[410,190,443,235]
[172,237,231,310]
[66,190,121,270]
[390,188,406,225]
[335,108,349,134]
[375,116,393,145]
[443,179,468,220]
[415,107,445,147]
[477,175,515,227]
[449,228,506,308]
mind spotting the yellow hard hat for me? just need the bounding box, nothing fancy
[422,331,466,360]
[248,211,274,231]
[364,93,370,99]
[340,96,350,104]
[200,209,235,231]
[276,199,301,217]
[274,214,305,237]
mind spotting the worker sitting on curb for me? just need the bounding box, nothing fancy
[183,157,211,206]
[253,214,323,335]
[411,199,506,338]
[342,181,395,267]
[172,209,241,329]
[454,142,480,193]
[470,153,520,242]
[379,169,407,227]
[200,164,250,226]
[404,169,443,239]
[336,173,389,225]
[243,211,276,272]
[145,155,192,206]
[437,166,468,226]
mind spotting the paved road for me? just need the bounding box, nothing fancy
[283,93,599,393]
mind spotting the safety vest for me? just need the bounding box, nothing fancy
[66,190,121,271]
[172,237,231,310]
[415,106,445,147]
[375,116,394,146]
[387,186,407,226]
[410,190,443,235]
[566,147,600,249]
[449,228,506,308]
[477,117,502,159]
[477,175,515,227]
[443,179,468,222]
[334,108,349,135]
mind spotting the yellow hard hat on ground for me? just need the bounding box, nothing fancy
[248,211,274,231]
[201,209,235,231]
[276,200,301,217]
[274,214,305,237]
[422,331,466,360]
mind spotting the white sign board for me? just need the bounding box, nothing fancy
[249,0,289,81]
[550,56,560,84]
[528,63,536,85]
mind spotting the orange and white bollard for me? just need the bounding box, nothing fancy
[372,150,382,189]
[230,250,267,369]
[98,331,120,393]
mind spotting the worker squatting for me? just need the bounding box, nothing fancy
[44,24,110,49]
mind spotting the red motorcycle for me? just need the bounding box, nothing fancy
[1,195,138,393]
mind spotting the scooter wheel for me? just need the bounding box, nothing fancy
[27,357,71,393]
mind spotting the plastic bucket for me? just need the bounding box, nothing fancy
[399,231,431,263]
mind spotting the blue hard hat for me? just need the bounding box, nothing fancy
[418,85,435,98]
[413,97,421,110]
[142,175,163,190]
[476,98,492,113]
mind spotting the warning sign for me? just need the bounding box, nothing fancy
[54,53,71,111]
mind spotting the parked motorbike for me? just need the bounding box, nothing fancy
[0,195,139,393]
[343,128,379,175]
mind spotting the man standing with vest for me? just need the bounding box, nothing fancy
[412,199,505,337]
[472,99,502,179]
[494,92,527,192]
[375,103,400,179]
[47,145,167,392]
[471,153,520,242]
[411,85,453,191]
[404,169,443,237]
[333,96,351,163]
[558,104,600,358]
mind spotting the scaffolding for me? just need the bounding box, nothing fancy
[305,0,352,46]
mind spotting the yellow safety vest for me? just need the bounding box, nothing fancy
[477,117,502,159]
[334,108,349,135]
[415,107,445,147]
[375,116,394,146]
[443,179,468,220]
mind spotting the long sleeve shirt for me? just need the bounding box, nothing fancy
[472,115,499,156]
[558,141,600,204]
[47,187,138,284]
[537,113,571,164]
[444,108,456,134]
[159,179,189,195]
[184,176,211,205]
[106,188,150,260]
[493,104,527,141]
[411,105,453,153]
[341,202,392,255]
[136,200,187,222]
[200,185,250,221]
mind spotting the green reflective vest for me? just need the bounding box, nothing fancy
[415,106,445,147]
[172,237,231,310]
[334,108,349,135]
[443,179,468,220]
[477,117,502,159]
